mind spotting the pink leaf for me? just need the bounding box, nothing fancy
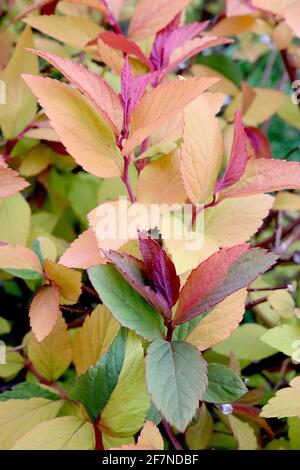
[0,166,29,198]
[29,284,60,342]
[139,232,180,309]
[220,158,300,199]
[215,110,249,193]
[26,49,123,135]
[174,245,278,325]
[59,230,105,269]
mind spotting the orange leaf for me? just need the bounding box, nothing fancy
[97,38,125,76]
[29,285,60,342]
[220,158,300,199]
[59,229,105,269]
[180,94,223,204]
[27,49,123,135]
[128,0,192,40]
[123,77,219,155]
[22,75,122,178]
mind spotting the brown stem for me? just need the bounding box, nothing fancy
[247,284,291,293]
[245,296,268,310]
[24,359,69,399]
[82,284,100,301]
[67,314,89,329]
[162,420,183,450]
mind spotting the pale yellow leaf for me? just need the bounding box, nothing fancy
[73,304,120,375]
[0,26,38,139]
[24,15,102,49]
[12,416,95,450]
[192,64,240,96]
[277,94,300,130]
[0,398,62,450]
[0,351,24,380]
[273,191,300,211]
[111,421,164,450]
[268,290,295,319]
[23,76,122,178]
[261,376,300,419]
[28,313,72,381]
[97,38,124,75]
[228,415,257,450]
[19,144,52,177]
[180,94,223,204]
[213,323,277,360]
[0,194,31,245]
[261,324,300,356]
[186,289,247,351]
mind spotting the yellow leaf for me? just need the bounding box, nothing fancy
[163,194,273,274]
[243,89,286,126]
[0,26,38,139]
[100,331,150,437]
[228,415,257,450]
[29,285,61,342]
[24,15,102,49]
[124,77,219,155]
[12,416,95,450]
[268,290,295,319]
[273,191,300,211]
[272,21,293,50]
[0,398,62,450]
[277,94,300,130]
[28,313,72,381]
[19,144,53,177]
[261,376,300,419]
[213,323,277,360]
[36,236,57,262]
[103,434,134,449]
[111,421,164,450]
[186,289,247,351]
[261,324,300,356]
[137,151,187,204]
[210,15,255,36]
[97,38,124,75]
[23,76,122,178]
[180,94,223,204]
[73,304,120,375]
[192,64,239,96]
[186,403,213,450]
[0,351,24,380]
[0,194,31,245]
[44,259,82,304]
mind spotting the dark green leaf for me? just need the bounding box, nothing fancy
[204,363,248,404]
[0,382,60,401]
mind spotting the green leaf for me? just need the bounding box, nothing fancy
[89,264,164,341]
[3,268,42,280]
[203,363,248,404]
[0,383,59,402]
[70,329,127,422]
[0,194,31,245]
[196,54,242,88]
[146,403,161,426]
[145,339,207,432]
[0,317,11,335]
[68,172,101,226]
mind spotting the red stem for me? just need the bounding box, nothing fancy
[93,423,104,450]
[162,420,183,450]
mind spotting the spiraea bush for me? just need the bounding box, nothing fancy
[0,0,300,451]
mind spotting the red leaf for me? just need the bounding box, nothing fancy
[138,232,180,308]
[103,249,172,320]
[245,126,273,159]
[88,31,153,69]
[215,110,249,193]
[174,245,278,325]
[26,49,123,135]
